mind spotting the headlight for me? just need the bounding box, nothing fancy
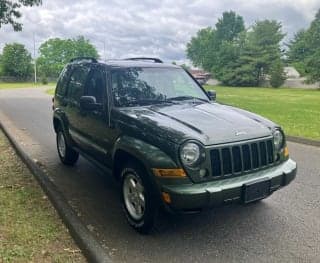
[180,142,202,167]
[273,129,284,151]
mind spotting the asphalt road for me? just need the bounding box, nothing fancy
[0,88,319,263]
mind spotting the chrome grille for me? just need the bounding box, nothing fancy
[210,139,275,177]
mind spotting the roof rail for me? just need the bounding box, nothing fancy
[124,57,163,63]
[70,57,98,63]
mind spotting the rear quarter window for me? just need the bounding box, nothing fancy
[56,66,70,96]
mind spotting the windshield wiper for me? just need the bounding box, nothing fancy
[167,96,209,103]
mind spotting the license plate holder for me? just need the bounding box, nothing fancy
[243,178,271,203]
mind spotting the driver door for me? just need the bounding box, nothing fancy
[79,66,111,165]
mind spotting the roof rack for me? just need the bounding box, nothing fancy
[124,57,163,63]
[70,57,98,63]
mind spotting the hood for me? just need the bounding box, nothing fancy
[116,102,275,146]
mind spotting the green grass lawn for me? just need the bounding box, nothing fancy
[46,87,55,95]
[0,131,85,262]
[205,85,320,140]
[0,82,56,90]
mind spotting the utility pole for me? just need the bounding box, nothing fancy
[33,33,37,84]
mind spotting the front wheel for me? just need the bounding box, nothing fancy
[120,162,159,234]
[56,129,79,166]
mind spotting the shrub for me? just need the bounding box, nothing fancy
[41,76,48,85]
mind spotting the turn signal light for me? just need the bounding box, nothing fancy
[284,146,289,157]
[162,192,171,203]
[152,168,186,177]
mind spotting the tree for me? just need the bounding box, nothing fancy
[186,27,216,71]
[304,9,320,83]
[286,30,309,75]
[37,36,99,78]
[215,11,245,42]
[243,20,285,86]
[287,30,309,62]
[186,13,285,87]
[216,32,260,86]
[287,9,320,83]
[0,0,42,31]
[186,11,245,80]
[269,60,286,88]
[1,43,33,79]
[211,39,244,85]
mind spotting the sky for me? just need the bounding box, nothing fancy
[0,0,319,64]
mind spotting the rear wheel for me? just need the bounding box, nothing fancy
[120,162,159,234]
[56,129,79,166]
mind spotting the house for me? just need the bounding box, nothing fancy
[188,69,211,85]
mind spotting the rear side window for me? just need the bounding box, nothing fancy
[56,66,70,96]
[67,65,90,102]
[86,68,105,103]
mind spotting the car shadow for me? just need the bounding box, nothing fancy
[45,155,288,263]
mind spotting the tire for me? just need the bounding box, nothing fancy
[56,128,79,166]
[120,161,159,234]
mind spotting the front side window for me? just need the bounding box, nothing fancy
[111,67,208,107]
[67,65,90,102]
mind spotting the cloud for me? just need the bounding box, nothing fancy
[0,0,319,62]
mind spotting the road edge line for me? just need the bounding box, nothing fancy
[0,121,112,263]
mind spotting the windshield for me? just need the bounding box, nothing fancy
[111,67,209,107]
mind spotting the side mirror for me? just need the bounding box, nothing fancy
[80,96,101,111]
[207,90,216,101]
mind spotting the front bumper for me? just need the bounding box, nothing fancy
[162,159,297,212]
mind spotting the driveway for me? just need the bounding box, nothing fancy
[0,88,319,263]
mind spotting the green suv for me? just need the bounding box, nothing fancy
[53,57,297,233]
